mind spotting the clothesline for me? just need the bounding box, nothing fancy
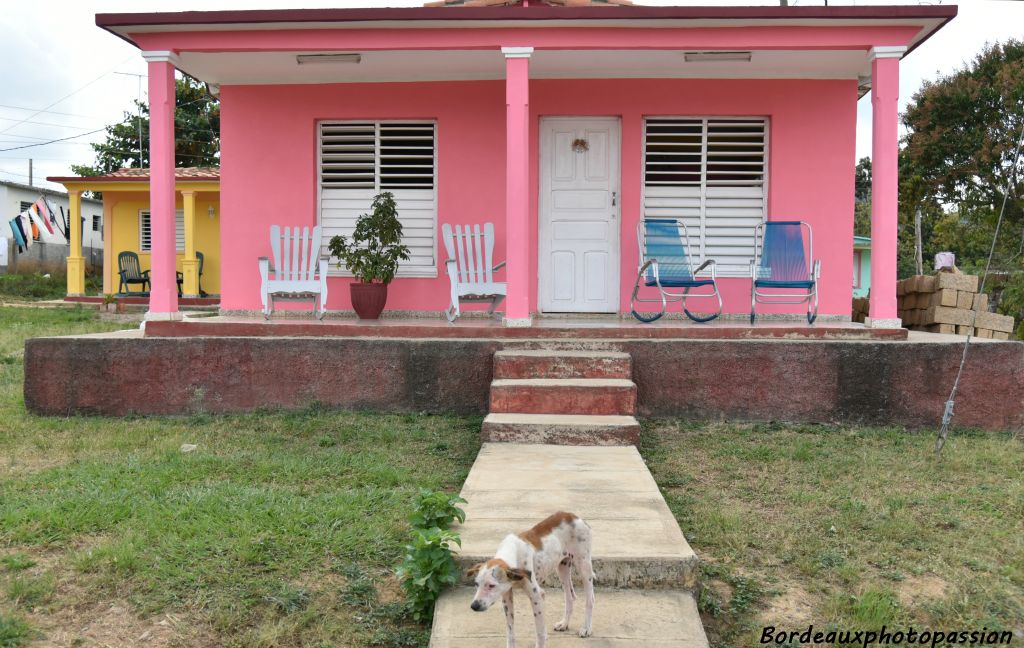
[6,196,70,255]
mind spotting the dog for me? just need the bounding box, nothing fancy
[467,511,595,648]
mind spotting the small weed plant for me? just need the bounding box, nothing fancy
[396,489,467,622]
[408,489,467,530]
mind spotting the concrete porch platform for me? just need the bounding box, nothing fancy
[453,444,699,589]
[143,314,908,340]
[431,587,708,648]
[23,329,1023,429]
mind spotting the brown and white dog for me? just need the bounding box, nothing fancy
[467,511,595,648]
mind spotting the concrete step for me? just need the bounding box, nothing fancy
[493,349,632,380]
[490,379,637,416]
[430,587,709,648]
[481,413,640,446]
[453,444,699,589]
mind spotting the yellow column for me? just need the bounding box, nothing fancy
[66,191,85,296]
[102,199,113,295]
[180,190,200,297]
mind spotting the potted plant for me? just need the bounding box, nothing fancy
[328,191,410,319]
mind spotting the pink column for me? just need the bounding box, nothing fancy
[866,46,905,329]
[143,52,181,320]
[502,47,533,327]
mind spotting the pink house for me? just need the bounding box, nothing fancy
[95,3,955,326]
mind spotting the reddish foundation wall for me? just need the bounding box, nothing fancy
[24,337,1024,430]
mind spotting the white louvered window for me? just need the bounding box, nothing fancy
[139,209,185,253]
[318,121,437,277]
[643,118,768,276]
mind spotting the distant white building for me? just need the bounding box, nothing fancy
[1,180,104,274]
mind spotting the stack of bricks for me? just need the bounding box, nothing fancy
[851,297,870,324]
[897,273,1015,339]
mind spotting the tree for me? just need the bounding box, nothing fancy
[71,75,219,177]
[853,157,872,237]
[901,39,1024,271]
[900,39,1024,336]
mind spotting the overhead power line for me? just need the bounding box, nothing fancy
[0,55,135,137]
[0,129,107,153]
[0,103,110,121]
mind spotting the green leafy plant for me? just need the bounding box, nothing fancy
[396,527,461,623]
[328,192,410,284]
[396,489,467,623]
[408,488,466,531]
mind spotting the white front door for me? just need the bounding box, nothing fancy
[539,117,621,313]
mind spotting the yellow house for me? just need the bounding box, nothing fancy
[48,167,220,298]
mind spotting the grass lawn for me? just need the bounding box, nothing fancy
[642,421,1024,647]
[2,306,1022,647]
[0,306,481,647]
[0,274,101,301]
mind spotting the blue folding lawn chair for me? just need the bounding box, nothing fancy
[630,218,723,323]
[749,221,820,324]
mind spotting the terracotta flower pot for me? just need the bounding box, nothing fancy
[350,282,388,319]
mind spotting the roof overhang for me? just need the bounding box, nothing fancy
[47,177,220,194]
[96,5,956,87]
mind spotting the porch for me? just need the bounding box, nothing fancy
[141,313,907,340]
[93,3,958,326]
[24,322,1022,429]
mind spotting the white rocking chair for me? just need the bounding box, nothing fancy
[258,225,329,319]
[442,223,506,322]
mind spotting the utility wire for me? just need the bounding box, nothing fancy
[0,129,106,153]
[0,103,109,121]
[0,56,135,137]
[935,117,1024,456]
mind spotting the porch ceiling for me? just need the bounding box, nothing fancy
[178,48,873,85]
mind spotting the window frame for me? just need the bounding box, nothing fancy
[139,209,185,253]
[316,119,439,279]
[641,115,770,277]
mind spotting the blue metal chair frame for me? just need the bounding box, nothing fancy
[630,218,723,323]
[749,221,821,325]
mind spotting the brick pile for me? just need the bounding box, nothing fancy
[896,273,1014,339]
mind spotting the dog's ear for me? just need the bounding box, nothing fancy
[506,568,531,582]
[465,562,485,579]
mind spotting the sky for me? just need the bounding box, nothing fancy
[1,0,1021,192]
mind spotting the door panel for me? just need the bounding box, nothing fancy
[539,118,621,313]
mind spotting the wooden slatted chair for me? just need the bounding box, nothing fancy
[117,251,150,296]
[258,225,329,319]
[441,223,506,322]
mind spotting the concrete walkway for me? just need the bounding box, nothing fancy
[429,444,708,647]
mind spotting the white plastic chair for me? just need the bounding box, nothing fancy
[258,225,329,319]
[441,223,506,322]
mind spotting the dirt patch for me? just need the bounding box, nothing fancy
[758,583,817,626]
[28,605,188,647]
[375,574,405,605]
[897,575,949,607]
[5,543,212,647]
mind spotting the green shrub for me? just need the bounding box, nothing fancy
[395,489,467,623]
[408,489,466,531]
[396,527,461,623]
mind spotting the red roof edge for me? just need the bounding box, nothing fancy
[96,4,958,29]
[48,167,220,184]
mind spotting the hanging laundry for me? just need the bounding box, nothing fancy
[44,198,60,227]
[28,207,55,242]
[18,212,32,248]
[9,217,26,251]
[32,200,55,235]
